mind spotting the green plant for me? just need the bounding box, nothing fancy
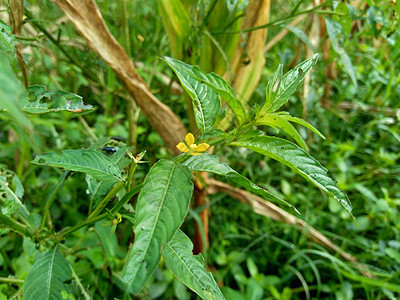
[1,19,353,295]
[2,0,399,299]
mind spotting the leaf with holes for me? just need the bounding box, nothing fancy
[122,159,193,293]
[32,150,123,183]
[162,230,224,300]
[17,85,93,114]
[183,153,293,209]
[229,136,354,220]
[163,57,246,125]
[23,246,72,300]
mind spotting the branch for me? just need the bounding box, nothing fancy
[207,179,373,278]
[51,0,186,154]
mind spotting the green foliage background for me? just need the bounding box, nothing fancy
[0,0,399,299]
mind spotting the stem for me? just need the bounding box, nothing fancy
[127,99,138,148]
[88,182,124,219]
[78,115,98,141]
[110,183,143,214]
[55,182,141,241]
[16,142,28,179]
[0,214,31,237]
[126,160,137,191]
[40,171,70,230]
[70,266,91,300]
[0,277,24,284]
[55,213,107,242]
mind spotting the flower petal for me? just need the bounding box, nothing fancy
[176,142,189,152]
[190,152,203,155]
[196,143,210,152]
[185,133,195,146]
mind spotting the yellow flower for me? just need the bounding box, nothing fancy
[176,133,210,155]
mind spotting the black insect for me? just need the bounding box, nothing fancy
[102,146,117,153]
[111,136,122,141]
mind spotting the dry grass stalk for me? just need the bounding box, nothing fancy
[229,0,271,103]
[9,0,28,88]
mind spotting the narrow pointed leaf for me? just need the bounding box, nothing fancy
[230,137,353,218]
[255,114,308,150]
[23,246,72,300]
[162,230,224,300]
[324,17,357,86]
[279,114,325,139]
[183,153,293,209]
[287,26,316,52]
[265,54,319,113]
[122,159,193,293]
[162,57,246,125]
[17,85,93,114]
[32,150,123,183]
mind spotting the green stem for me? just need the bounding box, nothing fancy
[110,183,143,214]
[40,171,70,230]
[55,213,107,242]
[55,184,142,242]
[0,277,24,284]
[0,214,31,237]
[70,265,91,300]
[88,182,124,219]
[16,142,28,179]
[126,161,137,191]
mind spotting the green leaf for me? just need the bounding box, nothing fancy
[0,20,18,57]
[279,113,325,139]
[0,169,29,217]
[156,0,191,59]
[32,150,123,183]
[229,136,353,219]
[162,230,224,300]
[287,26,316,52]
[162,57,246,125]
[17,85,93,114]
[162,58,220,133]
[324,17,357,86]
[122,159,193,293]
[0,49,28,129]
[255,114,308,150]
[183,153,294,209]
[263,54,319,113]
[23,246,72,300]
[333,2,352,37]
[86,147,132,208]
